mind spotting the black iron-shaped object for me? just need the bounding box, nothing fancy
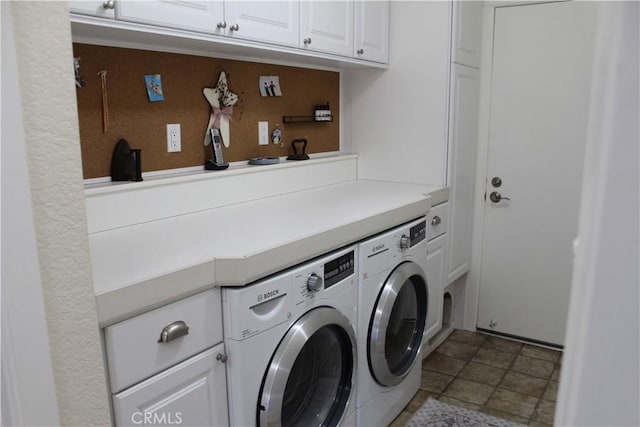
[286,138,310,161]
[110,138,143,181]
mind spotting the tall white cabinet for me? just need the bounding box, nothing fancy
[446,1,482,284]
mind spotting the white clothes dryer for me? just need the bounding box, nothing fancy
[356,217,437,427]
[223,246,358,427]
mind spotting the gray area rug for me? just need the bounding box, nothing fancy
[405,398,525,427]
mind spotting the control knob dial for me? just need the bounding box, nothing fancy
[399,234,410,250]
[306,273,323,292]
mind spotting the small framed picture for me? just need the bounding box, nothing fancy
[145,74,164,102]
[259,76,282,97]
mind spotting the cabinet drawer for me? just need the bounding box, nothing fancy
[105,289,222,393]
[427,202,449,241]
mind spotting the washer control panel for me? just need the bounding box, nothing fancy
[294,248,356,301]
[408,220,426,247]
[323,250,355,289]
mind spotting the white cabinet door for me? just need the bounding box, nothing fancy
[116,1,224,35]
[354,0,389,63]
[300,1,353,56]
[446,64,479,284]
[112,345,228,427]
[451,0,482,68]
[69,1,115,18]
[223,1,299,47]
[425,232,446,341]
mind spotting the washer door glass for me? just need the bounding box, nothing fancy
[369,261,428,387]
[259,307,356,427]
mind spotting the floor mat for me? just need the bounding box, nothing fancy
[405,398,525,427]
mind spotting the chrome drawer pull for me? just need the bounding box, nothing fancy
[431,216,442,226]
[158,320,189,343]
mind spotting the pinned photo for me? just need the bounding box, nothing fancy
[259,76,282,97]
[145,74,164,102]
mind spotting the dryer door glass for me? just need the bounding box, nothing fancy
[259,307,356,427]
[369,262,428,387]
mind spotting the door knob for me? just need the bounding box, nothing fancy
[491,177,502,188]
[489,191,511,203]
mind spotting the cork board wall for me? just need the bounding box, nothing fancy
[73,44,339,179]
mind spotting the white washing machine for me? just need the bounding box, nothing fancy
[356,217,437,427]
[223,245,358,427]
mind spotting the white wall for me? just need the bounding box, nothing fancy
[555,2,639,425]
[343,1,451,186]
[7,2,111,424]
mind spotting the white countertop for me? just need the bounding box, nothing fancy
[91,180,447,325]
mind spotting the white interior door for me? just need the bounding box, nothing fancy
[476,2,597,346]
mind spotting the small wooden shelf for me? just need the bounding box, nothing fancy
[282,115,333,123]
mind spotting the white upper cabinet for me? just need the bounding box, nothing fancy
[116,1,224,34]
[70,0,389,66]
[354,0,389,63]
[224,1,299,47]
[451,1,482,68]
[69,0,115,18]
[300,1,354,57]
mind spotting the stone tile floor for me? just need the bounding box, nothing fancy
[390,330,562,427]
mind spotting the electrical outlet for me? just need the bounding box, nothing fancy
[258,121,269,145]
[167,124,181,152]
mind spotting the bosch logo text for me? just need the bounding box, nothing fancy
[258,289,279,302]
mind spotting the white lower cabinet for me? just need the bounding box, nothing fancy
[112,345,228,427]
[425,202,448,341]
[104,289,228,426]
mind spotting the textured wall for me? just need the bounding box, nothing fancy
[11,2,111,425]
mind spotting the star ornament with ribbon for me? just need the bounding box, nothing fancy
[203,71,238,148]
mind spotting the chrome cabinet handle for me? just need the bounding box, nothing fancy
[216,353,228,363]
[102,0,115,9]
[357,48,364,55]
[229,24,239,31]
[489,191,511,203]
[431,216,441,226]
[157,320,189,343]
[303,37,312,45]
[216,21,227,29]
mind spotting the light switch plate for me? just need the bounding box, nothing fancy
[258,121,269,145]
